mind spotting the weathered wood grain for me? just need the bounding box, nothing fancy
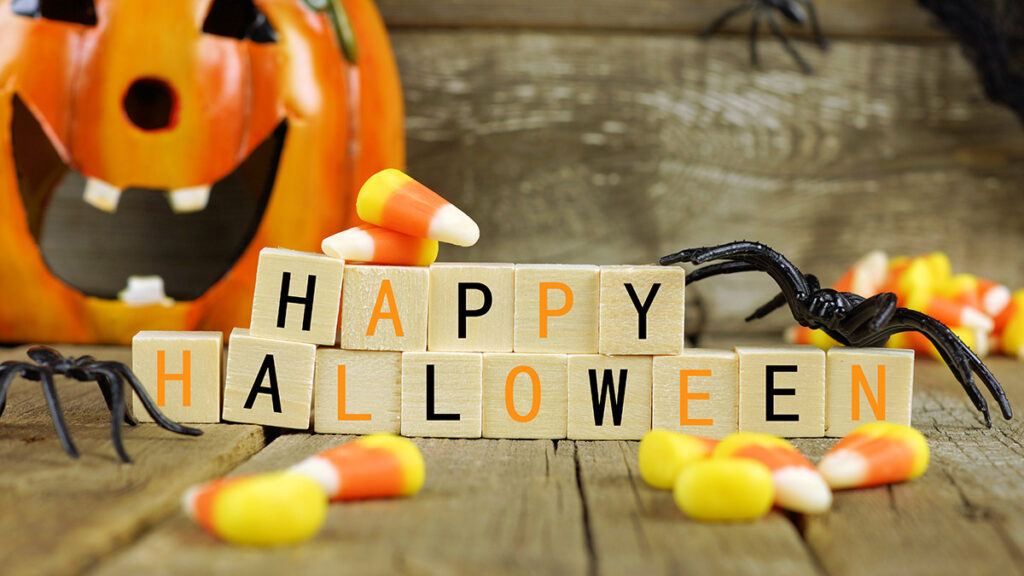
[92,436,590,576]
[0,346,266,576]
[379,0,944,39]
[395,31,1024,333]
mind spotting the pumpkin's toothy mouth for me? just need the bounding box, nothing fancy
[11,95,286,303]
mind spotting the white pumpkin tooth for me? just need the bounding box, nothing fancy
[117,275,173,307]
[166,185,212,214]
[83,178,123,213]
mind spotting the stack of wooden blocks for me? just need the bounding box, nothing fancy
[132,248,914,439]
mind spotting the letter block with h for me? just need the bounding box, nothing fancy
[250,248,345,346]
[132,331,224,423]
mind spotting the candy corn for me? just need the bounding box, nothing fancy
[785,325,840,350]
[714,432,832,514]
[182,471,328,546]
[977,278,1011,317]
[357,168,480,247]
[905,293,993,333]
[637,430,717,490]
[673,459,775,522]
[832,249,888,295]
[322,224,439,266]
[290,434,425,501]
[817,422,929,490]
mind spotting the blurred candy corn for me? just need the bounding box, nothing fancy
[637,430,717,490]
[674,459,775,522]
[322,224,439,266]
[714,432,832,514]
[817,422,929,489]
[290,434,425,501]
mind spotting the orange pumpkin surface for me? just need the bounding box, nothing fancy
[0,0,403,343]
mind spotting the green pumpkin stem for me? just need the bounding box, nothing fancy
[302,0,359,64]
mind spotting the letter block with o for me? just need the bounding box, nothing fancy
[249,248,345,346]
[482,353,567,438]
[132,331,223,423]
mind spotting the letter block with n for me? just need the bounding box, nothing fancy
[567,355,652,440]
[826,347,914,436]
[132,331,223,423]
[250,248,345,346]
[222,329,316,429]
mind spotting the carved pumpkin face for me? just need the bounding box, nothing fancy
[0,0,403,343]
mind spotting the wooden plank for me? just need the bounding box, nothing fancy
[395,31,1024,333]
[91,436,590,575]
[0,346,265,576]
[378,0,944,39]
[576,440,822,575]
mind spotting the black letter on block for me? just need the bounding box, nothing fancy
[458,282,492,339]
[245,354,282,413]
[765,365,799,421]
[277,271,317,331]
[426,364,460,421]
[625,283,661,340]
[588,369,628,426]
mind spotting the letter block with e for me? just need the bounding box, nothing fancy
[341,266,429,351]
[513,264,600,353]
[249,248,345,346]
[652,349,738,439]
[221,328,316,429]
[132,331,223,423]
[567,355,652,440]
[314,349,402,434]
[482,353,567,438]
[428,263,515,352]
[826,347,914,436]
[737,346,826,437]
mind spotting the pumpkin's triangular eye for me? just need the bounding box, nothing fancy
[11,0,97,25]
[202,0,277,44]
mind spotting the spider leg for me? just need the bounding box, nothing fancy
[686,261,759,285]
[100,369,132,463]
[700,2,753,39]
[661,241,811,302]
[750,6,763,68]
[0,365,23,417]
[766,10,813,74]
[38,369,79,459]
[796,0,828,49]
[97,363,202,436]
[836,292,897,342]
[746,292,788,321]
[96,374,138,426]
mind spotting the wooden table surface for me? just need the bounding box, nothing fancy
[1,341,1021,576]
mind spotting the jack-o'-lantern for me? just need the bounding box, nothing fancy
[0,0,403,343]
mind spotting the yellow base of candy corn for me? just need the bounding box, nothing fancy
[673,459,774,522]
[209,472,328,547]
[356,434,426,496]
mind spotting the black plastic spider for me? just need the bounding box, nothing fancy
[701,0,828,75]
[660,241,1013,427]
[0,346,202,462]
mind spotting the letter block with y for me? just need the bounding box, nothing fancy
[599,265,686,355]
[250,248,344,345]
[567,355,652,440]
[514,265,600,353]
[341,265,429,351]
[652,349,738,439]
[222,328,316,429]
[428,263,515,352]
[132,331,223,423]
[737,346,825,437]
[313,349,402,434]
[482,353,567,438]
[826,347,913,436]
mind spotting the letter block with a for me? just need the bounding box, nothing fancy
[482,353,567,439]
[131,331,223,423]
[599,265,686,355]
[314,349,403,434]
[737,346,826,437]
[514,265,600,354]
[428,263,515,352]
[652,349,738,439]
[249,248,344,346]
[341,265,429,351]
[401,352,483,438]
[222,328,316,429]
[826,347,914,436]
[567,355,652,440]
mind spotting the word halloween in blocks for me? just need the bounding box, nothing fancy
[131,248,915,439]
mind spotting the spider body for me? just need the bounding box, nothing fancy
[701,0,828,74]
[0,346,201,462]
[661,241,1012,427]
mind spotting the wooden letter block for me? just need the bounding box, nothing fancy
[428,263,515,352]
[737,346,826,437]
[652,349,738,439]
[401,352,483,438]
[131,331,223,423]
[222,328,316,429]
[567,355,652,440]
[514,264,600,353]
[826,347,914,436]
[249,248,344,346]
[341,265,429,351]
[482,353,567,439]
[599,265,686,355]
[314,349,402,434]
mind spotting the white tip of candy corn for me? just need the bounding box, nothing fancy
[322,228,373,261]
[289,456,340,497]
[773,467,833,514]
[428,204,480,247]
[817,449,866,490]
[960,306,994,333]
[983,285,1011,317]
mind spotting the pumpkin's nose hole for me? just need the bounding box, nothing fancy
[123,78,178,131]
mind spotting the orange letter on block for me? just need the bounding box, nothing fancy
[367,279,404,337]
[505,366,542,423]
[337,365,371,421]
[538,282,573,338]
[852,364,886,421]
[156,350,191,407]
[679,369,713,426]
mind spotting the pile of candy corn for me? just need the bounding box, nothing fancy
[638,422,928,522]
[322,169,480,266]
[182,434,425,546]
[787,250,1024,360]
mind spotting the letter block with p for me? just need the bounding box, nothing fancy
[427,263,515,352]
[132,331,223,423]
[514,265,600,353]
